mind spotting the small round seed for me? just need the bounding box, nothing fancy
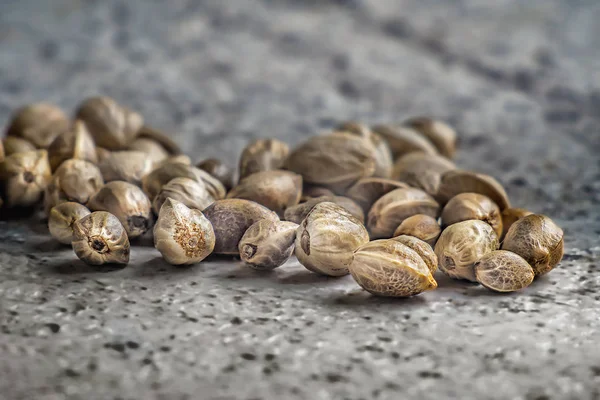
[239,138,289,180]
[0,150,52,208]
[6,103,69,149]
[335,122,393,178]
[474,250,535,292]
[72,211,130,265]
[98,151,154,187]
[152,177,215,215]
[345,177,410,215]
[128,137,170,166]
[239,220,299,270]
[393,214,441,247]
[196,158,235,191]
[441,193,503,238]
[44,159,103,214]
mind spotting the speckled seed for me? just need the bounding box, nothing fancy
[152,177,215,215]
[153,198,215,265]
[227,170,302,217]
[75,96,143,150]
[437,170,510,210]
[441,193,503,238]
[434,220,499,282]
[72,211,130,265]
[196,158,235,191]
[349,239,437,297]
[336,122,393,178]
[393,214,441,247]
[5,103,69,148]
[501,214,563,276]
[0,150,52,208]
[3,136,36,155]
[239,138,290,180]
[284,195,364,224]
[128,137,170,166]
[142,162,226,201]
[372,124,438,159]
[239,219,299,270]
[501,208,533,240]
[474,250,535,292]
[391,152,456,198]
[404,117,457,159]
[391,235,438,274]
[368,188,440,239]
[98,151,154,186]
[47,120,98,171]
[285,133,376,194]
[345,177,410,214]
[44,159,104,214]
[48,202,91,245]
[203,199,280,255]
[87,181,153,239]
[295,202,369,276]
[136,125,182,155]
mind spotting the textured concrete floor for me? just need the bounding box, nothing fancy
[1,1,600,399]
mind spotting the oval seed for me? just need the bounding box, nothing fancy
[393,214,441,247]
[72,211,130,265]
[474,250,535,292]
[239,138,289,180]
[284,195,364,224]
[391,235,438,274]
[335,122,393,178]
[48,202,91,245]
[372,124,438,159]
[437,170,510,210]
[391,152,456,198]
[404,117,457,158]
[239,220,298,270]
[441,193,503,238]
[345,177,410,214]
[501,207,533,240]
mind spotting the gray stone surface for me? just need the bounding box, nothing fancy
[1,0,600,399]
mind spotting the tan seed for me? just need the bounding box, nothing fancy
[372,124,438,159]
[239,138,289,180]
[0,150,52,208]
[3,137,36,156]
[72,211,130,265]
[6,103,69,148]
[284,195,364,224]
[239,220,298,270]
[404,117,457,158]
[391,235,438,274]
[142,162,225,201]
[47,120,97,171]
[48,202,91,245]
[474,250,535,292]
[196,158,235,191]
[335,122,393,178]
[345,177,410,215]
[152,177,215,215]
[391,152,456,198]
[44,159,103,214]
[501,208,533,240]
[441,193,503,238]
[437,170,510,210]
[393,214,441,247]
[98,151,154,187]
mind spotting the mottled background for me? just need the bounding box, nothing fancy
[1,1,599,399]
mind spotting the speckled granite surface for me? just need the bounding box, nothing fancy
[1,1,599,399]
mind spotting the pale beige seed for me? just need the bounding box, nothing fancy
[153,198,215,265]
[196,158,235,191]
[48,202,91,244]
[239,138,289,180]
[434,220,499,282]
[95,147,112,163]
[152,177,215,215]
[239,220,298,270]
[142,162,226,201]
[0,150,52,208]
[404,117,457,159]
[284,195,364,224]
[44,159,103,214]
[390,235,438,274]
[227,170,302,217]
[345,177,410,214]
[98,151,154,186]
[87,181,153,239]
[5,103,69,148]
[203,199,280,255]
[437,170,510,210]
[128,137,170,166]
[501,214,564,276]
[368,187,440,239]
[501,208,533,240]
[158,154,192,166]
[474,250,535,292]
[393,214,441,247]
[349,239,437,297]
[47,120,98,171]
[335,122,393,178]
[3,136,36,156]
[441,193,503,238]
[372,124,438,159]
[72,211,130,265]
[295,202,369,277]
[391,152,456,198]
[75,96,143,150]
[136,125,182,156]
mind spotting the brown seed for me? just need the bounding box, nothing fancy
[153,198,215,265]
[437,170,510,210]
[391,235,438,274]
[372,124,438,159]
[368,188,440,239]
[3,136,36,156]
[196,158,235,191]
[95,147,112,163]
[349,239,437,297]
[87,181,153,239]
[48,202,91,245]
[6,103,69,148]
[391,152,456,198]
[72,211,130,265]
[203,199,279,255]
[501,214,563,276]
[227,170,302,217]
[474,250,535,292]
[284,195,364,224]
[0,141,4,162]
[295,202,369,276]
[285,133,376,194]
[44,159,104,214]
[47,120,97,171]
[0,150,52,208]
[142,162,226,201]
[434,220,499,282]
[152,177,215,215]
[336,122,393,178]
[441,193,503,238]
[75,96,143,150]
[239,138,289,180]
[404,117,457,158]
[501,208,533,240]
[301,185,335,201]
[136,125,182,156]
[345,177,410,214]
[159,154,192,166]
[99,151,154,186]
[239,219,299,270]
[393,214,441,247]
[128,137,170,166]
